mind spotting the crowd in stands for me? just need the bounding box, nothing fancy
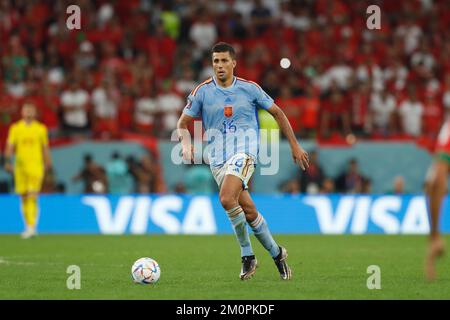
[1,0,449,146]
[45,150,165,194]
[279,155,409,195]
[1,0,449,194]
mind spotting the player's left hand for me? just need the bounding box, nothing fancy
[292,146,309,171]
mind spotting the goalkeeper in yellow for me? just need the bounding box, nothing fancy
[4,103,52,239]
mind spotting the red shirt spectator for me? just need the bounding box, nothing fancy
[299,86,320,131]
[320,82,352,137]
[422,94,444,138]
[0,90,19,149]
[350,83,371,131]
[23,84,59,133]
[276,87,302,134]
[236,54,263,82]
[118,89,134,131]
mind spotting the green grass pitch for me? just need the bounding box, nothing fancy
[0,234,449,299]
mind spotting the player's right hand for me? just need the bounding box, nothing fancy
[182,144,195,163]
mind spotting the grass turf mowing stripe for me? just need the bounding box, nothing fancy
[0,235,449,299]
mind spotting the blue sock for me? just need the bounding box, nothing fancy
[249,213,280,258]
[227,206,253,257]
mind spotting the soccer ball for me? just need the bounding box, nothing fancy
[131,257,161,284]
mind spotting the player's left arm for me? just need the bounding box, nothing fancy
[267,103,310,171]
[43,145,52,171]
[41,125,52,171]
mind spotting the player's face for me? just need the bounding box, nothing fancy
[22,105,36,121]
[212,52,236,82]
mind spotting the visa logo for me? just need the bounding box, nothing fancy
[304,196,430,234]
[82,196,217,235]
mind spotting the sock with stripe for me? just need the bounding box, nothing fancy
[249,212,280,258]
[227,206,254,257]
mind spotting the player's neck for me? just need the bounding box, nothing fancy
[23,119,34,125]
[216,76,234,88]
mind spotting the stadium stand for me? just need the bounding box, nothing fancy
[1,0,449,194]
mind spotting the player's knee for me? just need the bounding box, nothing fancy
[219,193,238,210]
[426,163,446,194]
[424,180,432,194]
[429,178,446,196]
[26,192,38,200]
[435,177,447,193]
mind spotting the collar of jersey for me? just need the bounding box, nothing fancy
[20,119,36,126]
[213,76,237,90]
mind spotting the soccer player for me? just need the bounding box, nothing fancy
[424,119,449,280]
[177,42,309,280]
[4,103,52,239]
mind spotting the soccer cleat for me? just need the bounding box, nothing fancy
[274,246,292,280]
[240,255,257,280]
[20,227,37,239]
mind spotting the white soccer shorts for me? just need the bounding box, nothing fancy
[210,153,256,190]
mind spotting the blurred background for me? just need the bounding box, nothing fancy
[0,0,449,197]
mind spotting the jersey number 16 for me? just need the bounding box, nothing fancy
[222,120,237,134]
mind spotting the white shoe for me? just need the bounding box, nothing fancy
[21,227,37,239]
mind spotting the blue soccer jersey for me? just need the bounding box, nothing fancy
[183,76,274,167]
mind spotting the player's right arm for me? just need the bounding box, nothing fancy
[4,143,14,173]
[177,113,195,162]
[4,124,16,173]
[177,88,203,163]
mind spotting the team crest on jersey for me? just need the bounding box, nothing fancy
[224,105,233,117]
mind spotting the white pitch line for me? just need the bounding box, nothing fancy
[0,257,127,267]
[0,257,36,266]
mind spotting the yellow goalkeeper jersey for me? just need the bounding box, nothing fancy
[7,120,48,173]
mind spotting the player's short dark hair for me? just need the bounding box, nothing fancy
[211,42,236,59]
